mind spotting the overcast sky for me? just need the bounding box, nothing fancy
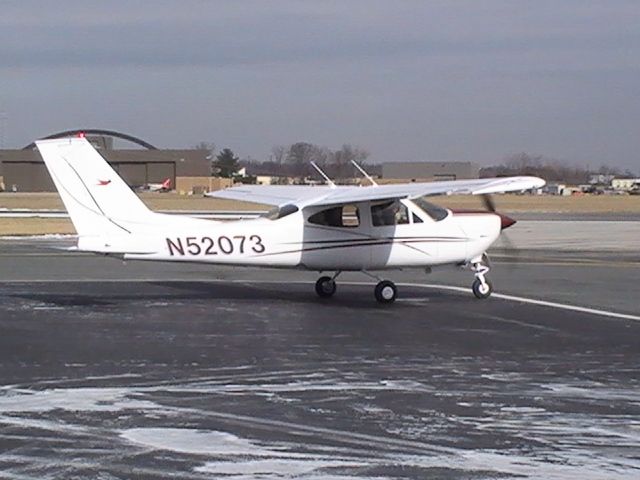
[1,0,639,170]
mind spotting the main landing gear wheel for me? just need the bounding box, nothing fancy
[472,278,493,299]
[315,276,337,298]
[374,280,397,304]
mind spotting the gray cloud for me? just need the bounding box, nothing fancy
[1,0,639,170]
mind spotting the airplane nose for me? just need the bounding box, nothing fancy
[497,213,516,230]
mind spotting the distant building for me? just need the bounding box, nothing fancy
[542,184,566,195]
[0,130,210,192]
[255,175,292,185]
[611,178,640,191]
[588,174,616,185]
[382,161,479,182]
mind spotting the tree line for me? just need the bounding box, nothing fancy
[480,153,638,184]
[195,142,637,183]
[195,141,369,179]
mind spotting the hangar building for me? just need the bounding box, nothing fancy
[0,130,211,192]
[382,161,479,182]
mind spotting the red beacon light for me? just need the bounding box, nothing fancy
[77,132,85,138]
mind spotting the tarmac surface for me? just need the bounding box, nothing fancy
[0,237,639,479]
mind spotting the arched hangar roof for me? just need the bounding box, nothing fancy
[23,129,158,150]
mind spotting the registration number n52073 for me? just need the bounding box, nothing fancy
[165,235,265,256]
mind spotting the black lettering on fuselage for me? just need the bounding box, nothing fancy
[166,238,185,256]
[164,235,265,256]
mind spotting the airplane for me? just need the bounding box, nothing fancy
[134,177,172,192]
[36,137,545,304]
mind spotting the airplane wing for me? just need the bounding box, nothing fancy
[206,176,545,208]
[205,185,344,206]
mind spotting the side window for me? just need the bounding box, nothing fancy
[412,212,423,223]
[308,205,360,228]
[371,201,410,227]
[341,204,360,227]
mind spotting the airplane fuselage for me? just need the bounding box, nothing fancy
[102,200,502,271]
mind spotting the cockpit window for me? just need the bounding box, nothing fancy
[262,204,299,220]
[371,201,410,227]
[308,205,360,228]
[412,197,449,221]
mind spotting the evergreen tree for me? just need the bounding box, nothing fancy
[214,148,240,178]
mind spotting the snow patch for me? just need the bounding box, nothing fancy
[195,458,366,478]
[0,388,159,413]
[120,428,279,457]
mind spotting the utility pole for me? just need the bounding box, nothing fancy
[0,110,7,149]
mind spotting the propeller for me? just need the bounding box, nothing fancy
[481,194,519,262]
[481,193,496,213]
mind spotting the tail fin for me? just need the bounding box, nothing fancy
[161,177,172,190]
[36,137,159,237]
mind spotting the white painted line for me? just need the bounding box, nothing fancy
[397,282,640,322]
[1,277,638,322]
[237,279,640,322]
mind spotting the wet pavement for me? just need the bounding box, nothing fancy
[0,270,638,478]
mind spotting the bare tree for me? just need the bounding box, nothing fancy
[271,145,287,164]
[331,144,370,178]
[286,142,330,176]
[193,141,215,153]
[482,152,591,184]
[236,141,372,182]
[193,142,216,176]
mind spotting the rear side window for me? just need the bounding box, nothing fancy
[308,205,360,228]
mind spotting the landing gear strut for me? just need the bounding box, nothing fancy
[470,259,493,299]
[314,271,398,304]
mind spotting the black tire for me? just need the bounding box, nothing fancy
[472,278,493,299]
[374,280,397,304]
[315,276,336,298]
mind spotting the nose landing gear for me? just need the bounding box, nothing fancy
[470,259,493,299]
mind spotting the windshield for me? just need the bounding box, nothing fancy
[411,197,449,221]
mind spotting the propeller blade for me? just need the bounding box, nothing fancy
[481,193,520,265]
[482,194,496,213]
[500,231,517,251]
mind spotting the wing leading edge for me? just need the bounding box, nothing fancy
[206,176,545,208]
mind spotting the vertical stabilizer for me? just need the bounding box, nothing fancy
[36,137,156,236]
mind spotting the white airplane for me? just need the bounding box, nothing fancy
[134,177,172,192]
[36,137,545,303]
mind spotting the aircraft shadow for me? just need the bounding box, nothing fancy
[6,280,454,309]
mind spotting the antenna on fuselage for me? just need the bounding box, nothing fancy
[351,160,378,186]
[310,161,336,189]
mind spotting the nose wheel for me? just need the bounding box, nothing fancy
[470,259,493,299]
[472,278,493,299]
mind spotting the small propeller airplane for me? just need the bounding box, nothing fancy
[36,137,545,303]
[134,177,172,193]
